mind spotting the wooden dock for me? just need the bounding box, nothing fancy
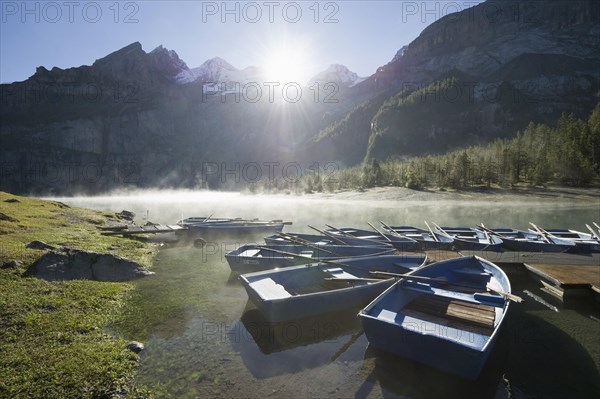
[523,262,600,299]
[440,251,600,300]
[100,224,186,236]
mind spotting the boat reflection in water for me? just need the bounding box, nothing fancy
[231,304,363,378]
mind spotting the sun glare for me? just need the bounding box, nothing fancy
[264,48,309,85]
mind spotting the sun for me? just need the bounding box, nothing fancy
[264,47,310,85]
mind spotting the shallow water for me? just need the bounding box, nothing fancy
[56,191,600,398]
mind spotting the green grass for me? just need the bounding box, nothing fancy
[0,192,159,398]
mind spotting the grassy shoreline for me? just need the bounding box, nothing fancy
[0,192,158,398]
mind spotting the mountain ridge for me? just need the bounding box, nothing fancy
[1,0,599,194]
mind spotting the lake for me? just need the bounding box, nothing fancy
[55,191,600,398]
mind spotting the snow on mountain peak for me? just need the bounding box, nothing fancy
[308,64,366,87]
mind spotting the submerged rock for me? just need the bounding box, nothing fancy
[126,341,145,354]
[27,248,154,282]
[26,240,56,250]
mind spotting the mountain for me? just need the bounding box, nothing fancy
[1,0,599,194]
[307,0,600,163]
[308,64,366,88]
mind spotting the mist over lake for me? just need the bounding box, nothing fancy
[51,189,600,231]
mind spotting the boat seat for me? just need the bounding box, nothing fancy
[451,268,492,277]
[401,280,505,307]
[403,295,496,336]
[323,267,358,280]
[240,249,261,257]
[249,278,291,300]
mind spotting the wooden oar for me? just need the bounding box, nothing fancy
[202,213,214,223]
[529,222,551,244]
[275,234,340,256]
[255,245,363,270]
[325,224,353,237]
[278,232,312,245]
[368,222,392,242]
[369,270,448,284]
[487,285,523,303]
[308,225,347,245]
[379,221,403,237]
[255,246,402,279]
[432,222,453,239]
[324,277,383,283]
[326,223,390,247]
[478,222,492,244]
[593,222,600,236]
[424,221,439,242]
[256,246,319,259]
[585,224,600,241]
[477,224,508,239]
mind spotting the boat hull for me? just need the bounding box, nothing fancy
[362,314,497,380]
[264,233,392,247]
[500,237,573,253]
[246,279,395,323]
[226,244,396,273]
[241,255,427,322]
[359,256,510,380]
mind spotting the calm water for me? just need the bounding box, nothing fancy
[55,191,600,398]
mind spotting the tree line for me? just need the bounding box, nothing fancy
[246,99,600,194]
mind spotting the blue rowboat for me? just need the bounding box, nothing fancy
[225,244,396,273]
[326,227,421,252]
[240,255,428,322]
[488,228,576,252]
[264,232,392,247]
[434,226,503,251]
[530,228,600,253]
[359,256,511,380]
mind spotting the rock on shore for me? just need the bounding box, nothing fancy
[27,248,154,282]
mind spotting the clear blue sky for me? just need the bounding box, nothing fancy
[0,1,484,84]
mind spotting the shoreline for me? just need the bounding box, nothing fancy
[245,185,600,203]
[0,191,158,398]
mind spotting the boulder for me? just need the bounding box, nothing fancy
[1,260,21,269]
[28,248,154,282]
[116,210,135,221]
[0,212,18,222]
[26,240,56,250]
[92,253,154,281]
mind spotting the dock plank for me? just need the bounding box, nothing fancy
[524,263,600,288]
[100,224,186,236]
[471,251,600,266]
